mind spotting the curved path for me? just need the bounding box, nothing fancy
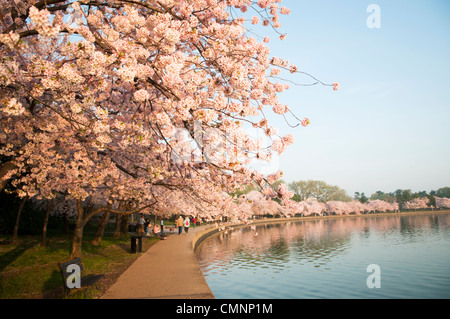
[101,225,215,299]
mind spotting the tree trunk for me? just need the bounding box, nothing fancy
[113,201,128,238]
[68,199,155,258]
[63,211,69,234]
[40,199,53,247]
[12,196,27,243]
[113,213,122,238]
[70,199,85,259]
[120,214,129,235]
[90,211,110,246]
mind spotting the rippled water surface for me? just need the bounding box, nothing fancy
[195,213,450,299]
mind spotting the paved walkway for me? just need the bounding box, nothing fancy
[101,225,215,299]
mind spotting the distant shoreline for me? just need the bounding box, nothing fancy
[192,209,450,251]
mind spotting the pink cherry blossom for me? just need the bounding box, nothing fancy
[301,118,310,127]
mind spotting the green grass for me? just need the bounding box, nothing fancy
[0,233,160,299]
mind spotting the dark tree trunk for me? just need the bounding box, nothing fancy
[120,214,129,235]
[113,213,122,238]
[12,196,27,243]
[70,199,85,259]
[90,211,110,246]
[63,211,69,235]
[68,199,154,258]
[40,199,53,247]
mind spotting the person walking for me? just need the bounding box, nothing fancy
[184,216,190,234]
[192,216,197,228]
[160,216,165,239]
[144,218,150,234]
[138,214,145,235]
[177,215,184,235]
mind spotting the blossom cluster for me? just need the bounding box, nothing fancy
[2,98,26,116]
[29,6,60,38]
[0,32,20,49]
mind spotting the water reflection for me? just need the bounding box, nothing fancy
[195,213,450,299]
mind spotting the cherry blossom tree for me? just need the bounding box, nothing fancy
[366,199,398,212]
[0,0,338,257]
[317,199,400,216]
[434,197,450,209]
[300,197,326,216]
[239,190,287,218]
[325,200,348,215]
[403,197,430,211]
[345,200,367,214]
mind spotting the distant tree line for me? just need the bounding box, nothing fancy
[286,181,450,210]
[365,188,450,209]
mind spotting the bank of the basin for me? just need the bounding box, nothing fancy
[194,210,450,299]
[192,210,450,252]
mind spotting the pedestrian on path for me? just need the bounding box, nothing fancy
[192,216,197,228]
[138,214,145,235]
[160,216,165,239]
[144,218,150,234]
[177,215,184,235]
[184,216,190,234]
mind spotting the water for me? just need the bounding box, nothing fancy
[195,213,450,299]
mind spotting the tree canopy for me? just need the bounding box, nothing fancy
[288,180,352,203]
[0,0,340,256]
[1,1,333,206]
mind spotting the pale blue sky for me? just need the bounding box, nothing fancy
[248,0,450,196]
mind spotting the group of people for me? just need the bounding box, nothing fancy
[137,215,162,237]
[136,214,197,237]
[175,215,197,235]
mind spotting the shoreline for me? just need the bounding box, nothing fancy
[192,209,450,252]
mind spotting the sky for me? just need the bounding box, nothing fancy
[248,0,450,197]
